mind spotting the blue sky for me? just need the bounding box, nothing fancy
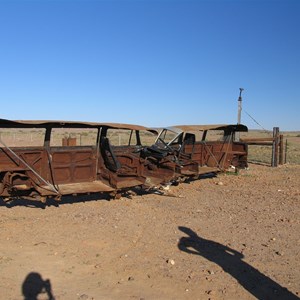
[0,0,299,130]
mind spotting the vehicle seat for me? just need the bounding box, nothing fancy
[184,133,195,145]
[100,137,121,172]
[180,133,196,159]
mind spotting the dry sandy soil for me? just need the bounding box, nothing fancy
[0,163,299,300]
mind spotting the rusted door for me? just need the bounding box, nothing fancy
[49,147,97,184]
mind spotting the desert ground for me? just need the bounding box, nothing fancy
[0,161,299,300]
[0,129,299,300]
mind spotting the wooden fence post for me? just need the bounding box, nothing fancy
[285,139,288,164]
[271,127,279,167]
[279,134,284,165]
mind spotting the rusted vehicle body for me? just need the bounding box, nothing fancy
[0,119,248,203]
[0,119,158,202]
[146,124,248,179]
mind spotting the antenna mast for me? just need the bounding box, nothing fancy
[236,88,244,141]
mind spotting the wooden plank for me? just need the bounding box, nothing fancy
[240,138,274,142]
[245,142,273,146]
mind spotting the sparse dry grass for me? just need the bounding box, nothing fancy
[240,130,300,165]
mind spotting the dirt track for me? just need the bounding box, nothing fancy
[1,164,299,300]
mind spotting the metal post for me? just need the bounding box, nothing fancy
[236,88,244,141]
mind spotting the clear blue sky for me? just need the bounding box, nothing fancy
[0,0,299,131]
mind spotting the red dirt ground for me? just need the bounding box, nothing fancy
[0,163,299,300]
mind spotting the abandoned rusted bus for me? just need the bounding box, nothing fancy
[0,119,158,202]
[148,124,248,178]
[0,119,248,203]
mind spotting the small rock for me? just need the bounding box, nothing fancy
[167,259,175,265]
[128,276,134,281]
[78,294,90,300]
[163,185,170,191]
[206,290,216,295]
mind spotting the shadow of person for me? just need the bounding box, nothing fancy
[22,272,55,300]
[178,226,299,300]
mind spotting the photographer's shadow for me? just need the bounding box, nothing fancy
[178,226,299,300]
[22,272,55,300]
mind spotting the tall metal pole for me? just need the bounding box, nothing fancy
[236,88,244,141]
[237,88,244,124]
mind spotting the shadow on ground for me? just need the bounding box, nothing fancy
[0,172,217,208]
[22,272,55,300]
[0,193,111,208]
[178,226,299,300]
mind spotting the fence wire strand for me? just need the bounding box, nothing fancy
[244,110,272,135]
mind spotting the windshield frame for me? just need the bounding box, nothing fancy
[154,127,183,149]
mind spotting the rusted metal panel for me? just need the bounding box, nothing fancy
[0,119,159,201]
[62,137,77,146]
[0,118,158,134]
[147,124,248,180]
[171,124,248,133]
